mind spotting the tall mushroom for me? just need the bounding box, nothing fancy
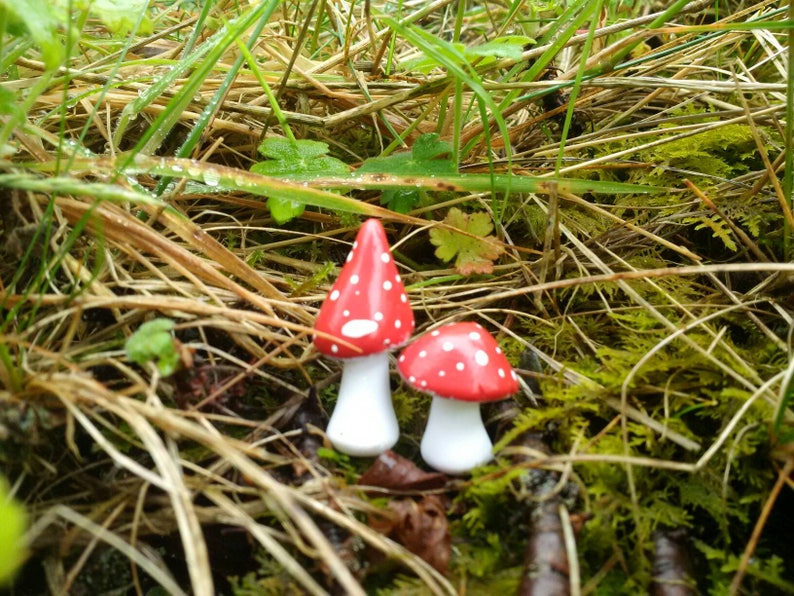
[314,219,414,456]
[397,322,519,474]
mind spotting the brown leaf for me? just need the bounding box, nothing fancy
[370,496,451,575]
[357,450,447,491]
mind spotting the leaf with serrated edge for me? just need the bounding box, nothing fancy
[253,137,349,179]
[429,208,504,275]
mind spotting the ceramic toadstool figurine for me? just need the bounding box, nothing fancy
[314,219,415,456]
[397,322,519,474]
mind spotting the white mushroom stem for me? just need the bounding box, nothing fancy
[420,396,494,475]
[325,351,399,457]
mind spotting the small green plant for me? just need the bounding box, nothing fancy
[358,133,456,212]
[251,137,349,223]
[0,477,27,586]
[400,35,534,73]
[124,318,182,377]
[429,208,505,274]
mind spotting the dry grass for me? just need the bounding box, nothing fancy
[1,0,793,593]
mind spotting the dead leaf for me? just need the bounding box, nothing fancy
[369,496,451,575]
[358,450,447,491]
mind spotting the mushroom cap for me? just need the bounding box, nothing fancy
[314,219,414,359]
[397,322,519,402]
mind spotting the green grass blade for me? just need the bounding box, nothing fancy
[0,174,170,207]
[554,0,600,174]
[114,155,394,217]
[122,155,660,195]
[381,15,511,164]
[119,2,271,159]
[175,0,281,158]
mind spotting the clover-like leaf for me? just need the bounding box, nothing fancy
[429,208,504,275]
[253,137,349,178]
[252,137,349,224]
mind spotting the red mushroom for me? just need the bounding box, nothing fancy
[314,219,414,456]
[397,322,519,474]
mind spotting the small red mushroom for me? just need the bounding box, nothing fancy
[314,219,414,456]
[397,322,519,474]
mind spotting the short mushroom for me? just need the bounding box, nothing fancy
[397,322,519,474]
[314,219,414,456]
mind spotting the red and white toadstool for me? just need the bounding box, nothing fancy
[397,322,519,474]
[313,219,415,456]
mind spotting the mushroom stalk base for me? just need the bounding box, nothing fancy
[420,397,494,475]
[325,351,399,457]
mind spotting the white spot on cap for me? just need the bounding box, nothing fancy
[350,274,359,284]
[383,280,393,291]
[475,350,489,366]
[374,311,384,321]
[495,347,503,354]
[419,350,427,358]
[395,319,402,329]
[398,354,405,362]
[380,252,390,263]
[442,341,454,351]
[511,370,518,380]
[431,330,440,336]
[409,376,416,383]
[456,362,465,371]
[420,380,427,388]
[400,293,407,303]
[343,309,350,317]
[341,319,378,338]
[331,344,339,354]
[498,368,506,378]
[346,252,353,263]
[469,331,481,341]
[330,289,340,301]
[438,370,446,377]
[395,274,402,282]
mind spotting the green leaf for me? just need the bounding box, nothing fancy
[411,132,453,162]
[75,0,152,35]
[253,137,349,178]
[266,197,306,224]
[252,137,349,223]
[358,133,455,212]
[125,318,182,377]
[382,189,421,214]
[465,36,533,60]
[0,477,26,586]
[400,36,533,72]
[429,208,504,275]
[0,0,65,69]
[0,88,20,118]
[359,133,455,177]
